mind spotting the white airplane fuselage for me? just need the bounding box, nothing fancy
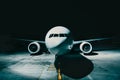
[45,26,73,55]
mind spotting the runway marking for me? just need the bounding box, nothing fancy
[47,64,56,71]
[87,75,93,80]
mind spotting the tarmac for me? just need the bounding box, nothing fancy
[0,49,120,80]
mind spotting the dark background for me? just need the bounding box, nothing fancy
[0,1,120,52]
[1,1,119,39]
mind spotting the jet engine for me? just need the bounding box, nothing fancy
[28,41,41,54]
[80,42,92,54]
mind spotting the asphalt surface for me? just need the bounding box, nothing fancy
[0,50,120,80]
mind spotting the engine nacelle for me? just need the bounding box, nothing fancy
[28,41,41,54]
[80,41,92,54]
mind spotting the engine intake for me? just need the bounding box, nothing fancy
[80,42,92,54]
[28,42,40,54]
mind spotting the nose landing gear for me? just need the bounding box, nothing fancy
[57,67,62,80]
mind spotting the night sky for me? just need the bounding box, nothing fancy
[1,1,119,40]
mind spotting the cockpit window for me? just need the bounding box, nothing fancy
[54,34,58,37]
[49,33,69,38]
[49,34,53,38]
[59,34,65,37]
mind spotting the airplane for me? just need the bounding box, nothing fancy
[18,26,108,79]
[25,26,107,55]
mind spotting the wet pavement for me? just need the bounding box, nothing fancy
[0,50,120,80]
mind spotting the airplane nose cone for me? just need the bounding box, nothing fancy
[46,37,67,48]
[45,26,73,55]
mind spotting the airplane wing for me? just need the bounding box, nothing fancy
[73,37,109,54]
[16,38,46,55]
[16,37,109,54]
[73,38,109,45]
[16,39,45,44]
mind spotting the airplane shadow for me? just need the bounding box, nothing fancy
[84,52,98,56]
[30,52,43,56]
[54,51,94,79]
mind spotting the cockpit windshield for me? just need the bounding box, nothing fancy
[49,33,69,38]
[54,34,59,37]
